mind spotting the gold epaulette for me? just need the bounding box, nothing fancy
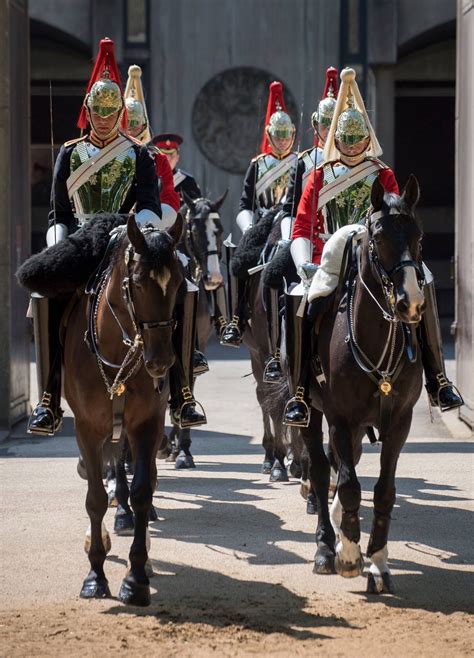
[251,152,266,164]
[64,135,87,147]
[316,159,326,170]
[366,156,388,169]
[124,133,143,146]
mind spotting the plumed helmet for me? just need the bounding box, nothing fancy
[125,95,146,129]
[335,93,369,145]
[311,67,339,131]
[260,81,295,155]
[267,109,295,140]
[86,70,123,118]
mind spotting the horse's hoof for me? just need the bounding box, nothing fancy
[367,571,395,594]
[118,576,151,607]
[335,553,364,578]
[269,465,289,482]
[175,452,196,469]
[289,461,302,479]
[165,450,179,463]
[306,493,317,515]
[262,459,274,475]
[148,505,158,522]
[80,574,111,599]
[114,512,135,536]
[313,544,336,574]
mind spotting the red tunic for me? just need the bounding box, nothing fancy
[292,164,399,264]
[154,151,180,212]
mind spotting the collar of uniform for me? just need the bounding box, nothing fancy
[339,151,368,167]
[89,130,121,148]
[269,150,295,161]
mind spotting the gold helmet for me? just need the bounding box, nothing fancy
[261,82,295,156]
[323,68,382,162]
[86,70,123,118]
[124,64,151,142]
[311,67,339,133]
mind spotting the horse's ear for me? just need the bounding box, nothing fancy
[371,177,385,211]
[167,212,184,245]
[127,215,147,254]
[182,191,196,213]
[402,174,420,209]
[211,189,228,212]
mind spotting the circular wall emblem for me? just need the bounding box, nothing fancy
[192,67,299,175]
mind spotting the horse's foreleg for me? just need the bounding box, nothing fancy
[114,455,134,536]
[118,428,155,607]
[301,410,336,574]
[367,414,411,594]
[175,427,196,469]
[255,377,275,474]
[79,435,111,599]
[329,419,364,578]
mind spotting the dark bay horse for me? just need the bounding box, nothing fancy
[166,191,228,468]
[65,215,184,606]
[302,176,425,592]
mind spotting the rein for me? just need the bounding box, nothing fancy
[344,210,425,434]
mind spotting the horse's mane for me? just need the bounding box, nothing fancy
[379,193,422,231]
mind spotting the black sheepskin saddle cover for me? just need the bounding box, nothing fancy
[261,241,298,290]
[16,214,126,298]
[231,207,281,281]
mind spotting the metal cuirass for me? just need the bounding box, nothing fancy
[254,152,297,210]
[69,140,136,222]
[322,161,378,234]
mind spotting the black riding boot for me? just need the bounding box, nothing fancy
[193,340,209,377]
[263,286,283,384]
[213,284,228,338]
[420,280,463,411]
[283,293,311,427]
[169,288,207,428]
[27,295,64,436]
[220,277,245,348]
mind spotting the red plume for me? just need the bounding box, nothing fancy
[260,81,289,155]
[77,38,126,131]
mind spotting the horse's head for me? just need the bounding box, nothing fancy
[125,214,185,378]
[367,175,425,324]
[183,190,228,290]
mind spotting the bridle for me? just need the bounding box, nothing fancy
[345,206,425,404]
[87,228,177,399]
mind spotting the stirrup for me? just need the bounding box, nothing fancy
[215,315,227,337]
[427,374,464,412]
[171,387,207,429]
[220,315,242,347]
[27,393,63,436]
[283,387,311,428]
[263,349,283,384]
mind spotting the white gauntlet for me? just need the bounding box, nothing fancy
[236,209,255,234]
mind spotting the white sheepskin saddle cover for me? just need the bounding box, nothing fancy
[308,224,367,303]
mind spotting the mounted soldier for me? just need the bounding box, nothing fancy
[27,38,206,436]
[284,67,463,428]
[150,133,202,202]
[123,65,209,393]
[220,81,297,383]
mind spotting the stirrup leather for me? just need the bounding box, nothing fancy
[283,386,311,428]
[263,349,283,384]
[427,373,464,412]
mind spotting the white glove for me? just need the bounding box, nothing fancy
[280,215,292,241]
[291,237,317,285]
[46,223,68,247]
[236,209,255,234]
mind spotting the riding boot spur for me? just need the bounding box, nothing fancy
[27,294,64,436]
[263,286,284,384]
[283,293,311,427]
[420,280,463,411]
[169,286,207,428]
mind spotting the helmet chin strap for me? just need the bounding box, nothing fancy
[339,149,369,166]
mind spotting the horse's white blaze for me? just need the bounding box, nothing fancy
[400,249,424,319]
[206,213,223,284]
[330,491,342,539]
[336,530,362,566]
[151,266,171,295]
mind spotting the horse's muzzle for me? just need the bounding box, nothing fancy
[144,355,175,379]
